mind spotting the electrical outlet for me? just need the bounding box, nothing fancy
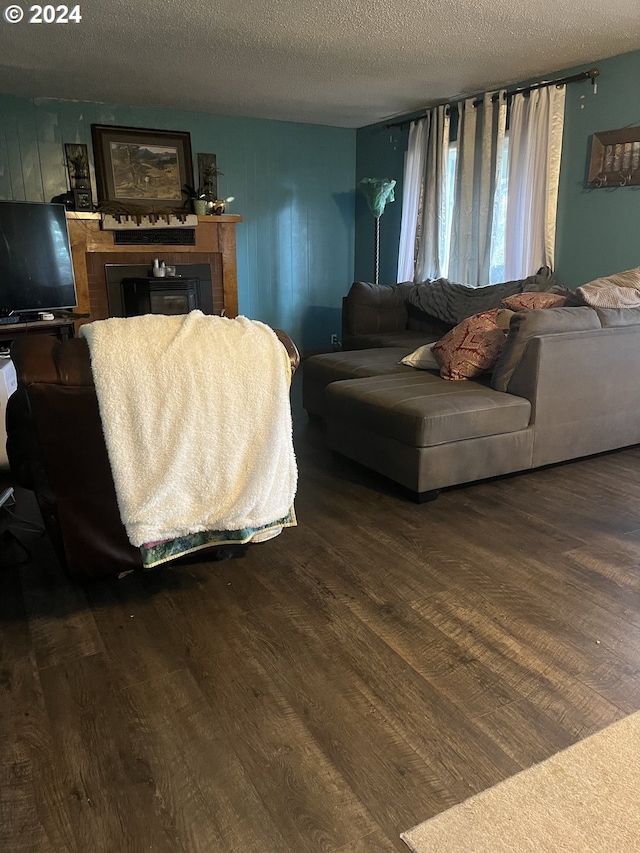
[330,333,339,346]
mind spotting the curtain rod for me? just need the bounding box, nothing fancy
[383,67,600,130]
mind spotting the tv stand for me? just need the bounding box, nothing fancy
[0,317,75,347]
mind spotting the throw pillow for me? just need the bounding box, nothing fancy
[433,309,506,380]
[495,308,515,330]
[575,267,640,308]
[399,342,439,371]
[501,292,567,311]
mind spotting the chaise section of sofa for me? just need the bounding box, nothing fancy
[303,347,423,418]
[307,304,640,501]
[326,372,533,500]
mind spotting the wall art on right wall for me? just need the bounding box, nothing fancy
[588,126,640,187]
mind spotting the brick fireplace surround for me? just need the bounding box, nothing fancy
[66,212,241,330]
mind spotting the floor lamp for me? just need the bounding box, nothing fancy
[357,178,396,284]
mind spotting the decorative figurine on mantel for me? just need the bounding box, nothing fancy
[210,197,235,214]
[64,142,94,211]
[197,153,222,212]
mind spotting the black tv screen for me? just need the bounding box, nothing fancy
[0,200,78,316]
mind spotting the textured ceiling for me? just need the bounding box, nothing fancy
[0,0,638,127]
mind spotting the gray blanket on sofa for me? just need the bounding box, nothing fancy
[405,270,558,326]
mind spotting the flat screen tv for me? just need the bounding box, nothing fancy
[0,200,78,317]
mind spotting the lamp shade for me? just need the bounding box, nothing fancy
[357,178,396,218]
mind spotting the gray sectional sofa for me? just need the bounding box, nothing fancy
[304,288,640,502]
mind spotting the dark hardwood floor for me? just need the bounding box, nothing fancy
[2,372,640,852]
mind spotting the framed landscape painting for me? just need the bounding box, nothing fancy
[91,125,194,209]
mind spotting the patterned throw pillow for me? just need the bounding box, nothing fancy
[433,309,506,380]
[501,292,566,311]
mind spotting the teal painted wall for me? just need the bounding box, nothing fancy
[555,51,640,287]
[355,50,640,289]
[355,122,410,285]
[0,95,356,351]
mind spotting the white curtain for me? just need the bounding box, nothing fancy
[397,118,428,282]
[504,85,566,279]
[415,104,450,281]
[396,105,450,282]
[448,91,506,286]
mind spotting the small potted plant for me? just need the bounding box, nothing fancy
[184,161,228,215]
[200,163,223,205]
[182,184,208,215]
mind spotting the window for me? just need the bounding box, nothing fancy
[489,135,509,284]
[400,88,564,286]
[442,136,509,285]
[441,143,457,275]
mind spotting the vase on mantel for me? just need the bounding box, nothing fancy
[193,199,208,216]
[201,182,219,214]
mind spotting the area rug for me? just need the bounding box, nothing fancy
[401,711,640,852]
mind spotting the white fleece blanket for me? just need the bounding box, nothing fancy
[80,311,297,548]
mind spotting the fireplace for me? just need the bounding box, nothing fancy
[122,278,201,317]
[105,263,214,317]
[65,212,240,328]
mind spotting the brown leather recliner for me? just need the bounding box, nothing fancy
[7,330,299,581]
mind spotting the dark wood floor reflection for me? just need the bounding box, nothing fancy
[2,373,640,852]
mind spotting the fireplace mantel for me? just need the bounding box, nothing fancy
[66,212,241,329]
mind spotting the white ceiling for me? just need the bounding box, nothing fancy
[0,0,638,128]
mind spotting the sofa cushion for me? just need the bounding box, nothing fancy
[491,307,602,393]
[325,373,531,447]
[593,307,640,327]
[433,309,506,380]
[346,281,410,336]
[405,302,454,337]
[302,347,423,418]
[347,331,439,350]
[303,347,414,386]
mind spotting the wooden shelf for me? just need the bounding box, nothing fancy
[0,317,75,346]
[67,211,242,223]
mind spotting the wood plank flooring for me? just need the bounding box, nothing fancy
[2,372,640,852]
